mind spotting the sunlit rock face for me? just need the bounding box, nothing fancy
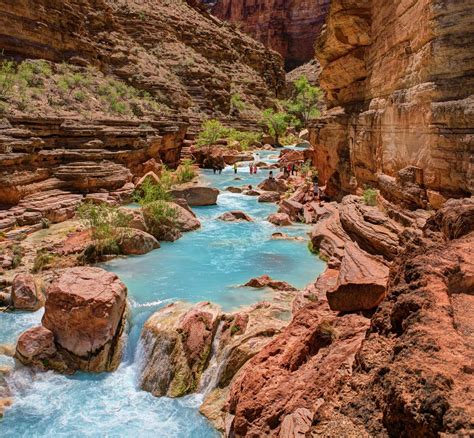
[309,0,473,203]
[212,0,330,70]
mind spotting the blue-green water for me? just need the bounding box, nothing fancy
[0,149,325,437]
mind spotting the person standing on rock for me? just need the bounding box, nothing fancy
[269,170,274,180]
[313,174,320,202]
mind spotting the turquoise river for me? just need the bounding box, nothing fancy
[0,148,325,437]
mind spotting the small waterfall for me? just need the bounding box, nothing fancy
[199,320,226,395]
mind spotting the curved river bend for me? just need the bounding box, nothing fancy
[0,149,325,437]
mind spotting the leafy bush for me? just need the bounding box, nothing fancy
[77,202,131,256]
[229,93,245,115]
[226,129,261,150]
[0,61,15,100]
[197,119,227,147]
[363,187,377,206]
[133,176,173,205]
[11,244,23,268]
[142,200,178,238]
[279,133,299,146]
[32,250,56,273]
[261,109,291,146]
[176,159,197,184]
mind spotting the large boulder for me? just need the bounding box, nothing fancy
[258,191,281,203]
[339,195,402,260]
[258,177,288,193]
[173,203,201,231]
[118,228,160,255]
[170,186,219,206]
[268,213,292,226]
[327,242,390,312]
[140,302,221,397]
[310,203,351,261]
[11,274,45,311]
[39,267,128,372]
[218,211,254,222]
[223,153,254,165]
[278,199,304,222]
[16,326,57,363]
[424,197,474,240]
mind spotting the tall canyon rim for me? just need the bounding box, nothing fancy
[211,0,331,70]
[0,0,473,437]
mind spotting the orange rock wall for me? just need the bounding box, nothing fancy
[310,0,474,199]
[212,0,330,70]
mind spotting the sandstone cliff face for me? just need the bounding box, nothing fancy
[0,0,285,115]
[310,0,474,203]
[212,0,330,70]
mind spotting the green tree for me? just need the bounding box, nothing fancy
[261,109,290,146]
[197,119,227,147]
[286,76,323,127]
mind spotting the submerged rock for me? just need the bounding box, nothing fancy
[218,211,254,222]
[140,302,221,397]
[11,274,45,311]
[244,275,297,292]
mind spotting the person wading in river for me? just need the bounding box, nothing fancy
[233,163,238,174]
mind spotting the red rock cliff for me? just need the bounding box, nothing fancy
[310,0,474,203]
[212,0,330,70]
[0,0,285,114]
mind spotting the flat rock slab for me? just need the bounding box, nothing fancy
[170,186,219,206]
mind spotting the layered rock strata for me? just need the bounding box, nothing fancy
[0,116,187,234]
[0,0,285,115]
[212,0,330,70]
[310,0,474,203]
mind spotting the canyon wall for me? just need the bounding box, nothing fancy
[212,0,330,70]
[310,0,474,203]
[0,0,285,115]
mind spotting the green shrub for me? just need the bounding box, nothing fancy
[230,325,241,336]
[77,201,131,256]
[285,75,323,128]
[300,160,315,177]
[11,244,23,268]
[0,61,15,100]
[133,177,173,205]
[226,129,261,150]
[32,250,56,273]
[176,159,197,184]
[279,133,299,146]
[363,188,377,206]
[74,90,86,102]
[142,200,178,238]
[229,93,245,115]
